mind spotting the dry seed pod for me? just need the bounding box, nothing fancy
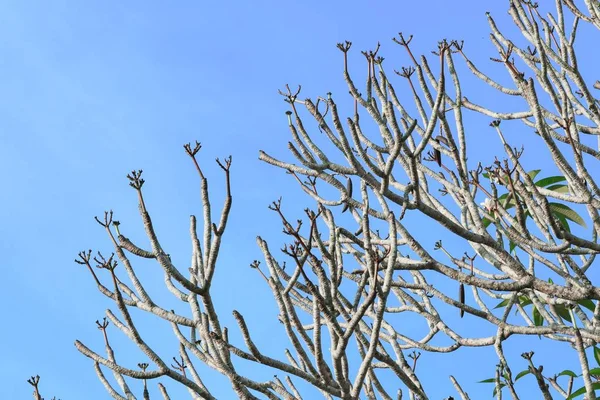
[435,135,449,146]
[342,177,353,213]
[434,148,442,167]
[459,283,465,318]
[433,136,448,167]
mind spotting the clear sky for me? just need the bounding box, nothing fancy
[1,1,597,399]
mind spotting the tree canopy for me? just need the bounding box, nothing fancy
[28,0,600,399]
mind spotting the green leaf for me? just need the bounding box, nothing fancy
[514,369,531,381]
[520,296,533,307]
[567,385,586,399]
[578,300,595,312]
[535,175,566,187]
[556,214,572,233]
[533,306,543,326]
[498,193,516,209]
[478,378,496,383]
[594,346,600,366]
[557,369,579,378]
[546,183,569,193]
[482,217,492,228]
[492,383,506,397]
[494,299,510,309]
[528,169,542,180]
[555,304,573,322]
[509,240,517,253]
[482,172,490,179]
[589,367,600,377]
[566,382,600,399]
[549,203,587,228]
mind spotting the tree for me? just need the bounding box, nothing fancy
[33,0,600,398]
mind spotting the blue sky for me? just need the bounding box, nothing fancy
[1,1,597,399]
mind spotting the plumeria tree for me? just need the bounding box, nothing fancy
[33,0,600,398]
